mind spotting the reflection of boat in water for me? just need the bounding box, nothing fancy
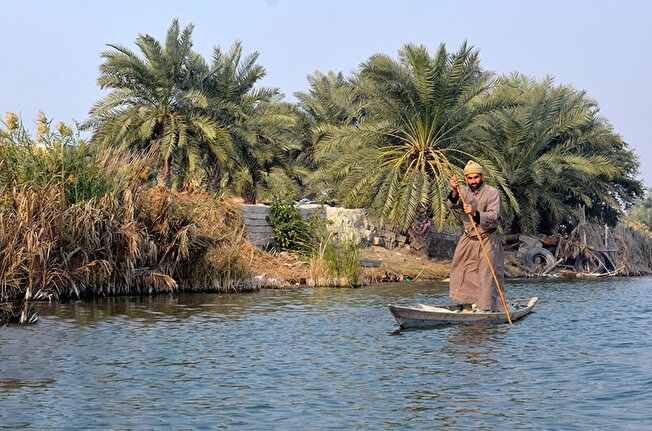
[388,297,538,329]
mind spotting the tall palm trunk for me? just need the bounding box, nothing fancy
[242,180,257,204]
[408,204,432,254]
[205,156,223,195]
[156,157,172,189]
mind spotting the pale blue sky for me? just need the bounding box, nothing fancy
[1,0,650,187]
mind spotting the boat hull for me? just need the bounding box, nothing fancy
[388,297,538,329]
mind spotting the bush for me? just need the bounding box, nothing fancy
[1,113,117,204]
[268,197,316,254]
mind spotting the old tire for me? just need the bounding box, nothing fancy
[575,251,615,274]
[524,247,556,268]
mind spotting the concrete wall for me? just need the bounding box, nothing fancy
[427,231,460,259]
[241,204,408,249]
[241,204,275,248]
[241,203,459,254]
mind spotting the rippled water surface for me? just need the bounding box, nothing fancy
[2,277,652,430]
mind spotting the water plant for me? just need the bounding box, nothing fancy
[309,232,362,287]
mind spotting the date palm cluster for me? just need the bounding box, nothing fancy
[299,45,641,234]
[83,19,300,203]
[84,19,642,234]
[0,19,644,310]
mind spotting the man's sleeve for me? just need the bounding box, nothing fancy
[478,189,500,226]
[447,190,459,207]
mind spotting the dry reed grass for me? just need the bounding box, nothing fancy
[0,301,38,325]
[0,183,257,303]
[0,116,260,325]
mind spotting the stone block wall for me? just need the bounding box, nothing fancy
[427,231,460,259]
[324,206,367,243]
[241,204,275,248]
[241,204,409,249]
[241,203,459,254]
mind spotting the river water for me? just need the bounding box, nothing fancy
[1,277,651,430]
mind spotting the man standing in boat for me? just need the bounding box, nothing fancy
[447,160,504,312]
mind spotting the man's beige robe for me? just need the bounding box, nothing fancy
[448,183,504,311]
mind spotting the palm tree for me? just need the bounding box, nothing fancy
[84,19,231,189]
[194,41,301,202]
[294,71,364,198]
[476,74,643,233]
[314,42,516,234]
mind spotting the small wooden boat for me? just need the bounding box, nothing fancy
[389,297,538,329]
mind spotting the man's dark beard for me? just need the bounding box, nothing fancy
[469,181,483,191]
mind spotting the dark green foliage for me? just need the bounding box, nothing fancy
[477,74,643,233]
[294,71,365,173]
[626,190,652,231]
[268,198,314,254]
[311,42,516,232]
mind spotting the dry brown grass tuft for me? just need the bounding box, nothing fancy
[0,118,264,308]
[0,183,258,302]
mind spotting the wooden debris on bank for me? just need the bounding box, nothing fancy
[506,207,652,278]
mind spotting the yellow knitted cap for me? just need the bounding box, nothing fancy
[463,160,483,175]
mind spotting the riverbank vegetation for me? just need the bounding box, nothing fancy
[267,198,363,287]
[0,114,258,322]
[1,19,648,323]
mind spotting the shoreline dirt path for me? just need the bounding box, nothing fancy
[251,245,451,287]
